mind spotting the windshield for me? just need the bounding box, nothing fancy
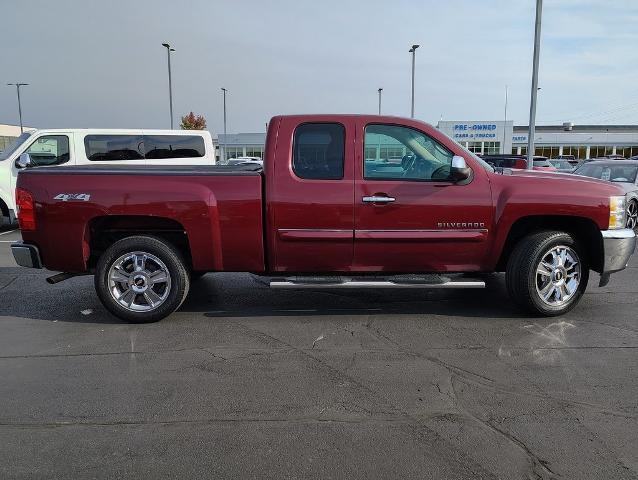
[0,132,33,161]
[574,163,638,183]
[533,159,552,167]
[549,159,571,169]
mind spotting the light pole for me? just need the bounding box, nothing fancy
[7,83,28,133]
[378,88,383,115]
[526,0,543,170]
[221,87,228,163]
[161,43,175,129]
[503,85,508,154]
[409,44,419,118]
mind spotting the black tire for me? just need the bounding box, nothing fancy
[94,236,190,323]
[506,231,589,316]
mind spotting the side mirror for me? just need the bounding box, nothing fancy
[450,155,471,182]
[16,153,32,169]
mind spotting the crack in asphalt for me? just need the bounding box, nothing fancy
[0,275,18,291]
[449,375,558,480]
[227,319,499,479]
[0,417,415,428]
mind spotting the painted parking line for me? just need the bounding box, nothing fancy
[0,229,18,236]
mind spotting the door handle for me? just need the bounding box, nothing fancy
[362,195,396,204]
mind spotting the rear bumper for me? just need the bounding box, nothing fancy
[11,242,42,269]
[599,229,636,286]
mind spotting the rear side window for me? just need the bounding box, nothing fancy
[292,123,344,180]
[145,135,205,159]
[84,135,144,161]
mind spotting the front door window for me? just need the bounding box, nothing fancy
[364,124,454,181]
[25,135,70,166]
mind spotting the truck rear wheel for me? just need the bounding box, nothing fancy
[506,231,589,316]
[94,236,190,323]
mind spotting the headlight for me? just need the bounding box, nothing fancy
[609,195,627,229]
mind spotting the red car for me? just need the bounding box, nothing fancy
[11,114,635,322]
[481,154,557,172]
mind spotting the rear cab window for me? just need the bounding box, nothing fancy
[84,135,144,161]
[144,135,205,159]
[292,123,345,180]
[84,134,205,161]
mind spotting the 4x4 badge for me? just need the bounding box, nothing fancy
[53,193,91,202]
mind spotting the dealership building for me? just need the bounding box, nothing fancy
[437,121,638,159]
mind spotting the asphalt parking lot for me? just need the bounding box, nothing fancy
[0,228,637,479]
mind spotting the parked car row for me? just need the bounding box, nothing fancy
[480,154,559,172]
[572,160,638,230]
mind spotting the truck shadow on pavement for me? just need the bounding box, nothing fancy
[0,270,530,324]
[190,273,526,321]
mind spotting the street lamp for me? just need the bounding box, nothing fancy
[503,85,508,154]
[221,87,228,163]
[409,44,419,118]
[7,83,29,133]
[161,43,175,129]
[378,88,383,115]
[526,0,543,170]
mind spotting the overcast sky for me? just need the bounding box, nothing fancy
[1,0,637,133]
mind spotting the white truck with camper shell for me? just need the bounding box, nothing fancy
[0,129,215,227]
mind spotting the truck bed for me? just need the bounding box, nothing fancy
[17,164,266,273]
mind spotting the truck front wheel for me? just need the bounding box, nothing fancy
[506,231,589,316]
[94,236,190,323]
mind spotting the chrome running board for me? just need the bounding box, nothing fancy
[269,275,485,289]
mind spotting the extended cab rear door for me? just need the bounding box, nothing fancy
[353,118,493,272]
[267,116,355,272]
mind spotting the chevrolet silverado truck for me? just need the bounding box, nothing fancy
[11,115,636,322]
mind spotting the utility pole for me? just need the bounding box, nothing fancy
[221,87,228,163]
[526,0,543,170]
[503,85,508,154]
[7,83,29,133]
[161,43,175,129]
[409,44,419,118]
[378,88,383,115]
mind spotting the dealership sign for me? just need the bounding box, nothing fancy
[452,123,498,140]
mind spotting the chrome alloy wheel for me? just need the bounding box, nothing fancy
[626,201,638,230]
[108,251,171,312]
[535,245,581,307]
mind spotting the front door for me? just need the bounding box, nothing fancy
[353,121,493,272]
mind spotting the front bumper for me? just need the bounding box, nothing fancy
[11,242,42,269]
[599,228,636,286]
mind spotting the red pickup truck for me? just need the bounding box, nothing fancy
[11,115,636,322]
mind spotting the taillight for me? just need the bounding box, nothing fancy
[16,188,36,231]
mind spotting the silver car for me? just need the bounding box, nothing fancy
[573,160,638,229]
